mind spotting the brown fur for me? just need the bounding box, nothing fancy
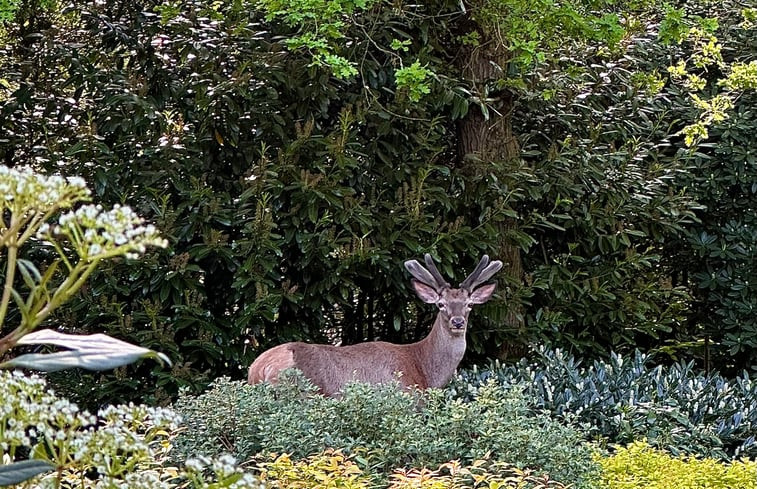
[247,319,457,397]
[247,257,500,396]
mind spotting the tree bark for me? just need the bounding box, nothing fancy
[456,35,527,360]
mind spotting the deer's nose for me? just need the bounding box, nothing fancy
[450,317,466,329]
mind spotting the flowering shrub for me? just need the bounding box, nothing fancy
[0,369,265,488]
[0,165,171,484]
[39,203,165,260]
[0,164,168,367]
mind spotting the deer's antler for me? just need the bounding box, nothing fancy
[460,255,503,291]
[423,254,450,289]
[404,253,450,290]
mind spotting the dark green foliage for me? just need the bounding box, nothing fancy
[500,31,700,354]
[1,0,514,404]
[678,100,757,372]
[172,371,600,488]
[1,0,757,407]
[652,2,757,372]
[503,1,757,371]
[453,348,757,459]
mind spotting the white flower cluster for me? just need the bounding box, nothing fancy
[67,403,183,478]
[1,371,264,489]
[73,424,151,476]
[98,471,172,489]
[0,165,166,261]
[0,372,51,451]
[39,203,168,259]
[0,370,95,454]
[0,165,90,213]
[184,454,265,489]
[98,403,182,433]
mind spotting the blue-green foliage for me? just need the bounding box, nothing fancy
[453,349,757,459]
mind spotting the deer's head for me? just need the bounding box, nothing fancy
[404,254,502,336]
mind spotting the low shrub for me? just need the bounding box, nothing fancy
[598,440,757,489]
[453,348,757,459]
[390,459,570,488]
[171,371,600,488]
[256,450,570,489]
[258,450,372,489]
[0,369,263,488]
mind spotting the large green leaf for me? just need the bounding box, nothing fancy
[0,459,55,485]
[0,330,171,372]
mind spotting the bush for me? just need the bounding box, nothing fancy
[171,371,600,488]
[257,450,571,489]
[390,459,570,489]
[10,0,757,412]
[453,348,757,459]
[0,369,264,488]
[258,450,372,489]
[0,0,520,407]
[598,440,757,489]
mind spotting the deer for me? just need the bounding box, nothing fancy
[247,254,502,397]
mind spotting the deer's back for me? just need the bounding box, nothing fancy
[248,340,426,396]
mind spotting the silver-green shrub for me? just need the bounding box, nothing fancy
[171,371,599,489]
[453,348,757,459]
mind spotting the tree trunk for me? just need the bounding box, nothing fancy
[456,35,527,360]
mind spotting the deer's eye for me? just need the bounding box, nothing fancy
[436,302,445,310]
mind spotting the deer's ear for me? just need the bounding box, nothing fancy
[411,280,440,303]
[469,283,496,304]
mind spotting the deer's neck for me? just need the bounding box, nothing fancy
[416,314,466,389]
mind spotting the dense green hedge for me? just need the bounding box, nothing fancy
[0,0,519,405]
[511,1,757,370]
[1,0,756,406]
[172,352,757,485]
[5,363,757,488]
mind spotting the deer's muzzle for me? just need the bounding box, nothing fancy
[450,317,466,330]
